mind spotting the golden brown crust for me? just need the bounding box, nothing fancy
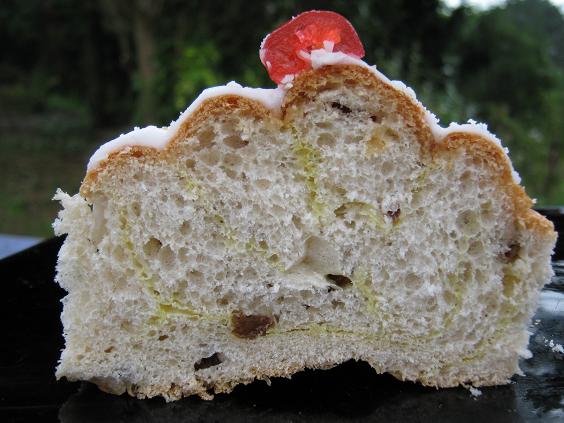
[282,65,435,156]
[283,65,554,238]
[168,95,272,145]
[81,146,160,197]
[80,95,272,197]
[436,132,554,236]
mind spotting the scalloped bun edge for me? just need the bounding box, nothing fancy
[82,50,554,239]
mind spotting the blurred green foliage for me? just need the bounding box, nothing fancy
[0,0,562,236]
[174,42,223,111]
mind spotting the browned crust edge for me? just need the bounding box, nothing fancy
[87,354,512,401]
[282,64,436,154]
[436,132,554,235]
[80,95,273,197]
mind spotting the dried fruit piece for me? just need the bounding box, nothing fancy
[326,274,353,288]
[331,102,352,114]
[260,10,365,84]
[194,352,224,371]
[231,311,275,339]
[387,208,401,224]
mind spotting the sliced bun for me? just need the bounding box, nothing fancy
[54,63,556,401]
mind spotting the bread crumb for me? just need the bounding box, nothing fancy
[469,387,482,398]
[548,339,564,354]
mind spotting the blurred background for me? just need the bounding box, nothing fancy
[0,0,563,241]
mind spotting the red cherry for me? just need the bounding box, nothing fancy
[260,10,365,84]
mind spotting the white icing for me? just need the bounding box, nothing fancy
[167,82,284,137]
[434,120,502,147]
[87,82,284,171]
[87,126,168,171]
[297,49,311,61]
[310,49,368,70]
[87,49,521,185]
[279,74,295,90]
[432,120,521,184]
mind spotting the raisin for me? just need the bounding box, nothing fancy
[194,352,224,371]
[231,311,275,339]
[326,274,352,288]
[331,102,352,114]
[370,113,384,123]
[503,243,520,263]
[387,208,401,224]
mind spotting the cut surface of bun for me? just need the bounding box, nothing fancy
[54,62,556,401]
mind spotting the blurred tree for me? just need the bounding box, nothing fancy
[0,0,131,127]
[447,0,564,203]
[99,0,164,124]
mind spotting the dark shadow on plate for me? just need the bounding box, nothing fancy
[60,361,520,423]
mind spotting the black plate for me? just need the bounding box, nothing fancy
[1,224,563,422]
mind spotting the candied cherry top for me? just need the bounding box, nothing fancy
[260,10,365,84]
